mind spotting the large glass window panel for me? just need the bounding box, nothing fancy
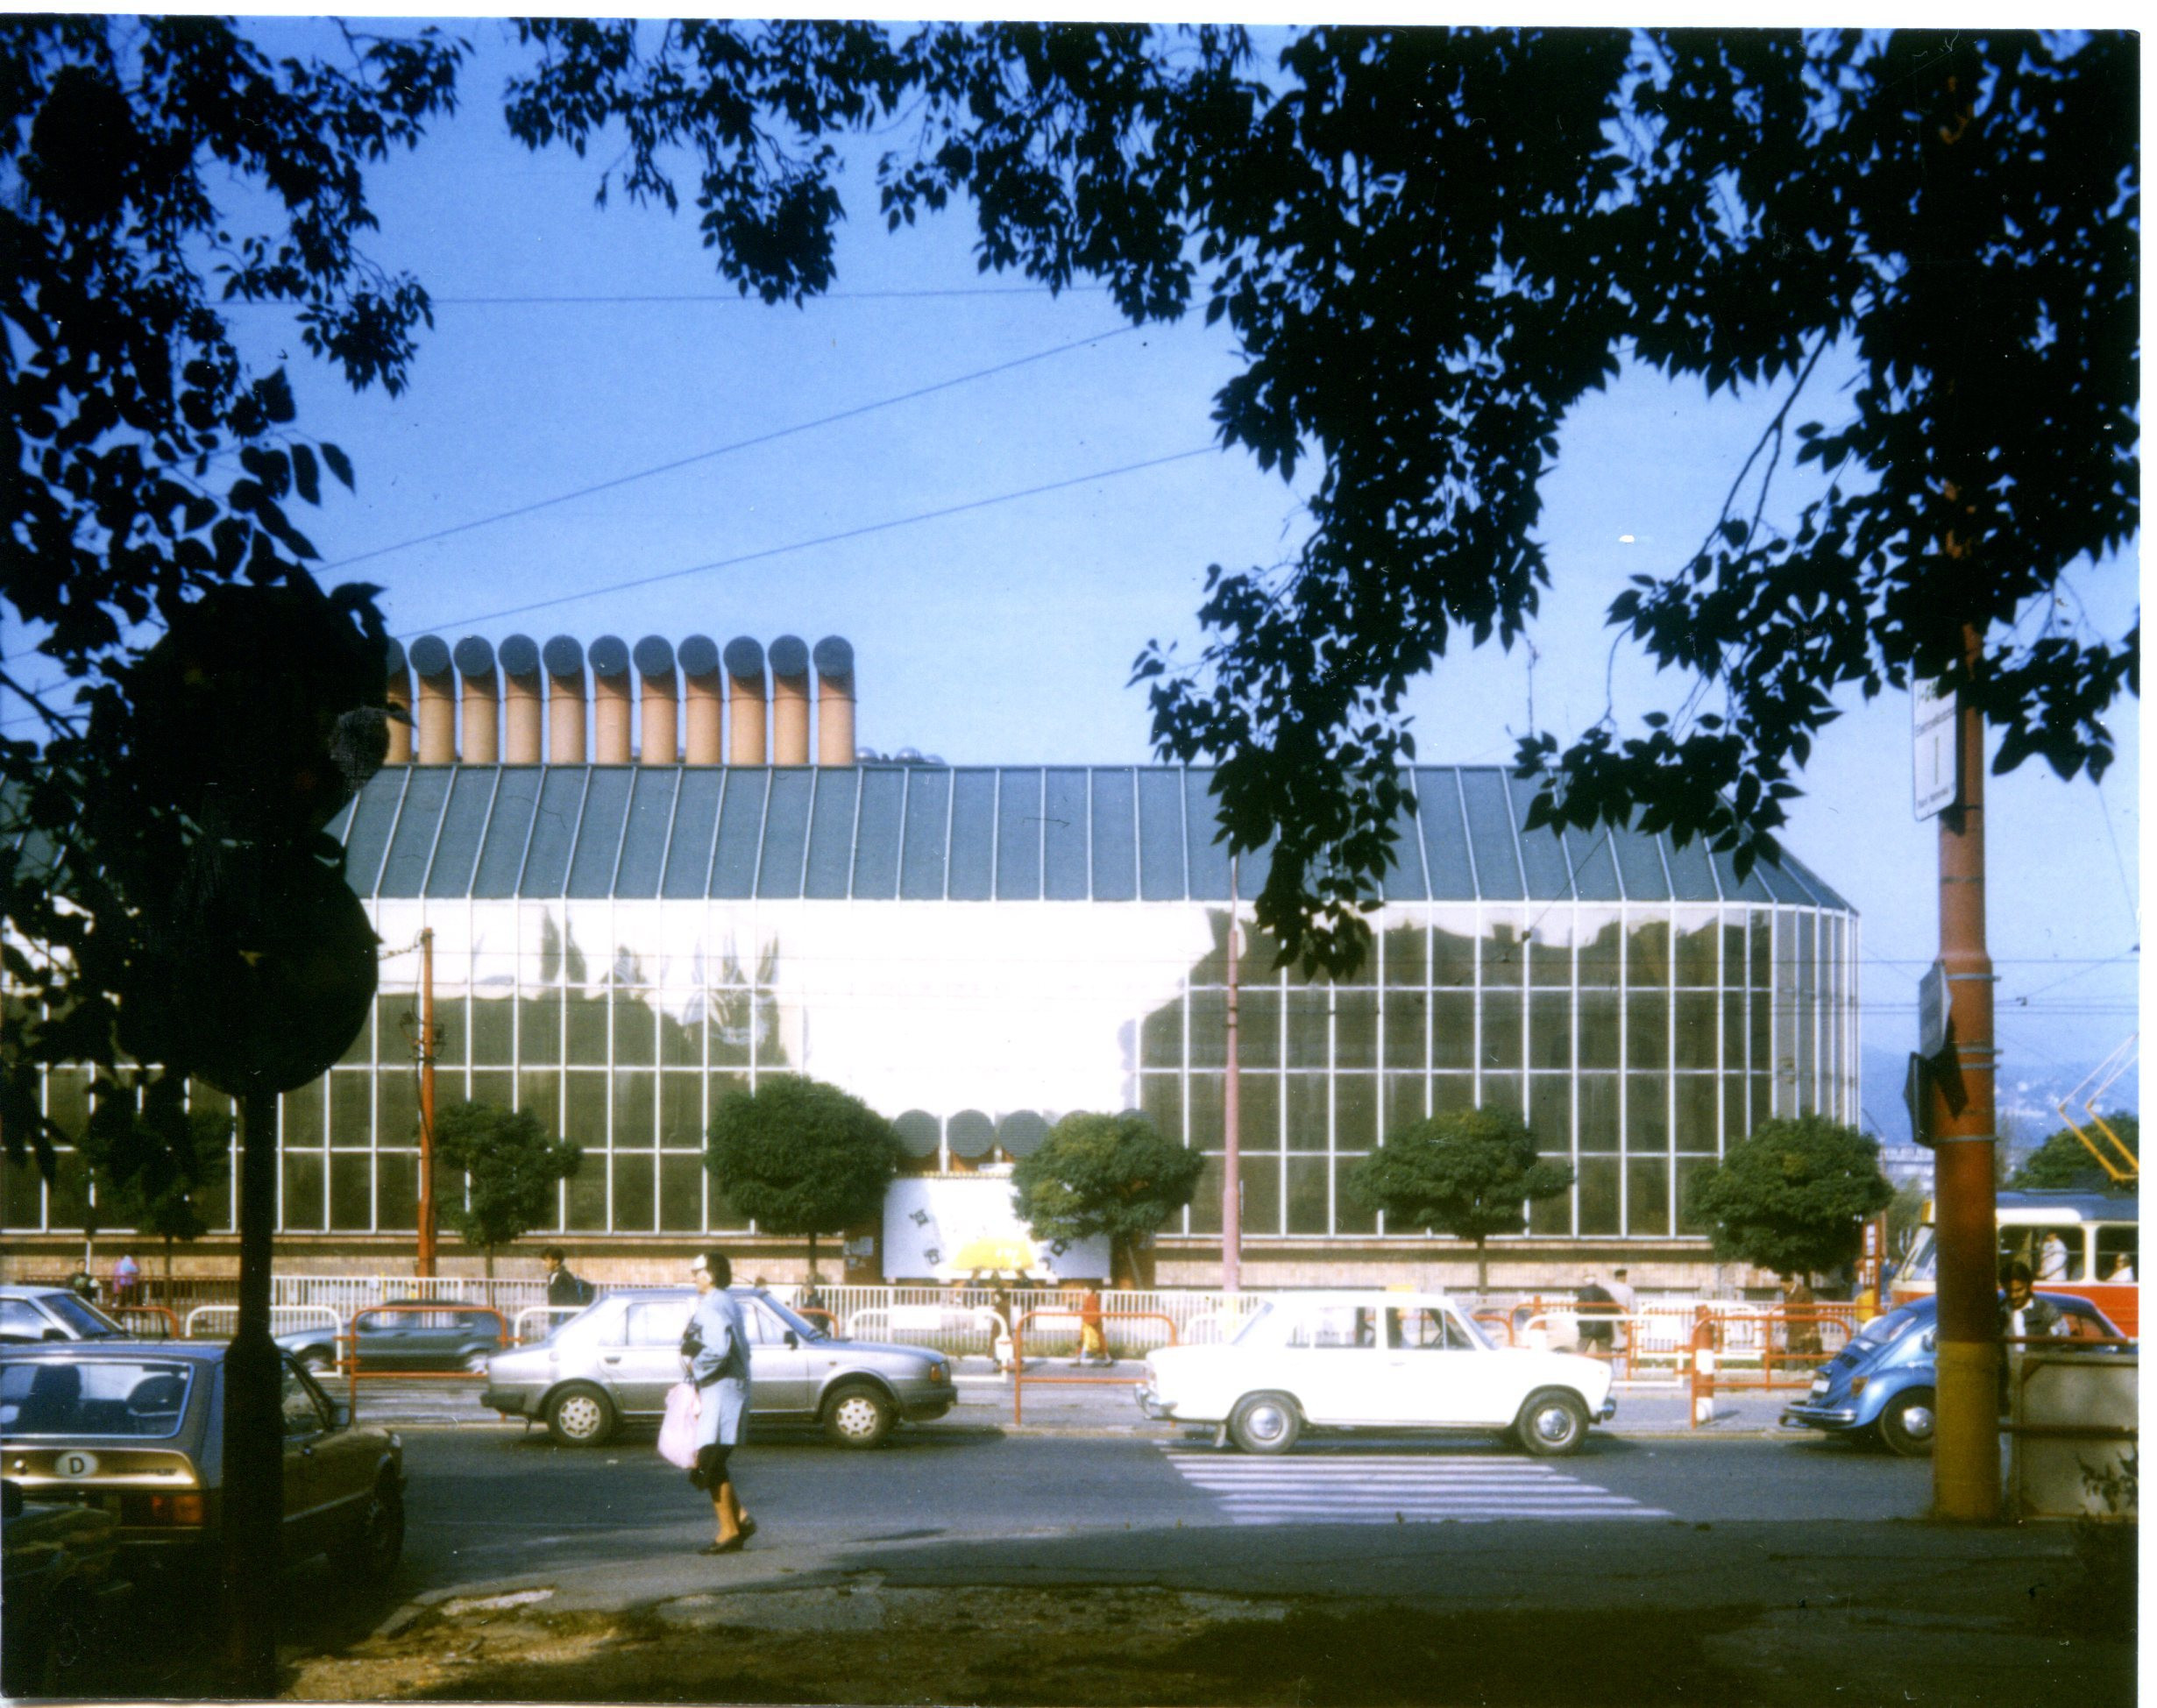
[1750,1069,1773,1129]
[1482,911,1527,989]
[1188,991,1225,1069]
[1383,991,1428,1069]
[563,1073,607,1151]
[1749,911,1772,990]
[1628,1157,1671,1237]
[713,770,773,899]
[1238,987,1281,1070]
[426,768,498,897]
[997,769,1044,900]
[659,1073,704,1150]
[710,989,755,1067]
[1721,993,1745,1074]
[1506,776,1572,901]
[430,996,466,1072]
[1629,916,1672,988]
[1430,911,1475,988]
[1430,991,1473,1070]
[1238,1153,1281,1237]
[660,1154,705,1231]
[1577,1156,1619,1236]
[517,769,587,896]
[1334,1158,1378,1233]
[328,1074,370,1149]
[1529,1170,1570,1235]
[521,990,563,1066]
[612,1069,656,1148]
[1186,1074,1224,1152]
[517,1072,561,1137]
[341,770,408,897]
[614,994,657,1066]
[661,769,725,899]
[1283,1074,1327,1149]
[1134,769,1187,900]
[1381,923,1426,989]
[1430,1074,1476,1116]
[47,1150,90,1230]
[1186,1155,1222,1236]
[566,989,608,1066]
[898,768,950,901]
[1528,923,1573,988]
[1577,916,1622,987]
[1481,1073,1525,1122]
[756,769,813,899]
[1286,1156,1330,1233]
[1042,769,1089,900]
[471,1070,513,1114]
[1479,991,1522,1073]
[656,995,701,1068]
[1611,815,1671,900]
[337,1000,373,1067]
[1458,769,1525,898]
[1566,828,1622,901]
[1674,991,1717,1070]
[4,1154,44,1229]
[1139,1074,1182,1141]
[565,767,634,897]
[1383,1074,1428,1135]
[1335,1075,1378,1152]
[1529,990,1572,1069]
[284,1081,327,1150]
[1675,1075,1720,1151]
[1627,1074,1668,1150]
[1238,1074,1281,1152]
[1336,989,1378,1068]
[1578,990,1620,1071]
[1675,908,1720,986]
[947,769,997,901]
[566,1164,607,1231]
[1182,769,1231,898]
[472,996,513,1066]
[1675,1157,1717,1235]
[330,1155,372,1230]
[1663,831,1719,902]
[377,1069,419,1149]
[1284,989,1330,1069]
[1627,992,1668,1070]
[1578,1075,1619,1152]
[1090,769,1138,902]
[614,768,678,898]
[378,767,451,897]
[612,1152,656,1231]
[1528,1075,1572,1158]
[798,769,858,900]
[281,1152,325,1231]
[1139,1002,1182,1070]
[1748,988,1770,1088]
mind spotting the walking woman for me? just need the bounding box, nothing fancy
[683,1250,756,1554]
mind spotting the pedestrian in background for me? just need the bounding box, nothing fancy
[683,1250,755,1554]
[1575,1277,1617,1360]
[543,1246,594,1311]
[1606,1267,1636,1369]
[798,1272,827,1328]
[110,1252,140,1308]
[1781,1274,1822,1363]
[1075,1284,1108,1366]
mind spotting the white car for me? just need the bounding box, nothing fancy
[1139,1290,1616,1456]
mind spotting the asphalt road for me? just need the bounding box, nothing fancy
[398,1425,1933,1587]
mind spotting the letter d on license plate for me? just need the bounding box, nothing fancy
[54,1449,99,1478]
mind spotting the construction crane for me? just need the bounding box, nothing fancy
[2054,1035,2139,1184]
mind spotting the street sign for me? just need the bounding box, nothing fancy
[1912,678,1958,819]
[1917,960,1951,1060]
[1903,1053,1936,1148]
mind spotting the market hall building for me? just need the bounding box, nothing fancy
[3,633,1860,1290]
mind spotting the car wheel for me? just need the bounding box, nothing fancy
[1879,1389,1936,1457]
[1228,1392,1302,1455]
[546,1382,616,1447]
[822,1381,897,1449]
[337,1473,406,1585]
[301,1349,336,1376]
[462,1349,492,1374]
[1515,1388,1590,1457]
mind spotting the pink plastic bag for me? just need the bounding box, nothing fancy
[657,1381,700,1468]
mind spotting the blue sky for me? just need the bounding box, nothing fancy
[22,18,2146,1130]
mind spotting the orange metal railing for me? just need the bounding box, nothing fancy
[114,1303,182,1340]
[1010,1309,1176,1425]
[340,1300,510,1410]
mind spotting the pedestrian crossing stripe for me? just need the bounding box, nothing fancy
[1158,1445,1671,1523]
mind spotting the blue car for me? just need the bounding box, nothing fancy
[1781,1292,2123,1456]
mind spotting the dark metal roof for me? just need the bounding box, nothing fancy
[321,765,1853,910]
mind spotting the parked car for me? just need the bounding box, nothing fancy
[1,1477,129,1695]
[1779,1291,2127,1456]
[0,1286,130,1345]
[0,1342,405,1580]
[275,1306,505,1374]
[480,1286,955,1449]
[1138,1290,1617,1456]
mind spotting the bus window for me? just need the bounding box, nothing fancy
[2096,1227,2138,1282]
[2000,1226,2084,1282]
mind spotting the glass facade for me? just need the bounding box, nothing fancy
[4,765,1860,1247]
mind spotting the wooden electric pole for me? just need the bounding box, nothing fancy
[415,926,438,1278]
[1222,856,1241,1293]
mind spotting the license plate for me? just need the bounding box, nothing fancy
[1809,1376,1829,1396]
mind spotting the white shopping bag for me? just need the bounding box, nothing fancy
[657,1381,701,1468]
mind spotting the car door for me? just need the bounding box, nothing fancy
[741,1297,812,1416]
[277,1359,333,1558]
[1274,1303,1394,1424]
[609,1299,694,1419]
[1379,1306,1513,1426]
[293,1363,376,1540]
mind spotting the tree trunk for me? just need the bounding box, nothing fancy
[218,1084,282,1697]
[806,1230,819,1279]
[484,1245,496,1281]
[162,1234,174,1300]
[1475,1236,1489,1295]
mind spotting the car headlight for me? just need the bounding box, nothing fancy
[927,1361,948,1385]
[1848,1377,1867,1397]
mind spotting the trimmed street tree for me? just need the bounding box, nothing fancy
[1009,1111,1205,1287]
[2009,1117,2139,1194]
[435,1101,583,1279]
[706,1078,903,1276]
[1685,1115,1894,1281]
[1345,1108,1574,1292]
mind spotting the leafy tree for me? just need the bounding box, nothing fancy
[434,1101,583,1279]
[1344,1108,1574,1292]
[2010,1116,2139,1194]
[1009,1111,1205,1287]
[706,1078,903,1276]
[508,25,2138,974]
[1685,1115,1895,1280]
[80,1096,233,1294]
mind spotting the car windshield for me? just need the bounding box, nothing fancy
[751,1292,828,1342]
[42,1295,128,1340]
[1852,1310,1924,1350]
[1226,1301,1276,1345]
[1,1358,195,1438]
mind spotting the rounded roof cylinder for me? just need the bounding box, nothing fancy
[724,636,767,766]
[453,635,500,766]
[499,634,543,764]
[635,634,678,767]
[383,636,414,764]
[543,634,587,765]
[589,634,632,763]
[813,635,855,768]
[678,634,724,767]
[769,634,810,765]
[409,634,457,765]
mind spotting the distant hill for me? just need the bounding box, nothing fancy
[1858,1044,2139,1166]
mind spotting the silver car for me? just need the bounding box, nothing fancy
[480,1286,955,1449]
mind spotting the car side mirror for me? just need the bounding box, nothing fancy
[784,1330,798,1350]
[1920,1330,1937,1353]
[330,1401,352,1431]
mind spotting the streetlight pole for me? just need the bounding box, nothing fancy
[415,926,438,1279]
[1222,856,1241,1294]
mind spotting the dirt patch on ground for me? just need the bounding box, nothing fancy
[284,1584,1765,1705]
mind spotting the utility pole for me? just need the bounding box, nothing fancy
[415,926,438,1279]
[1222,856,1241,1293]
[1929,624,1999,1520]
